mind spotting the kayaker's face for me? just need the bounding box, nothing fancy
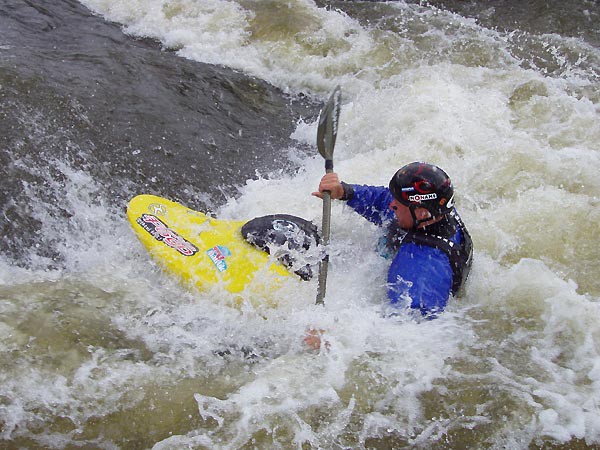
[389,198,414,229]
[389,198,432,230]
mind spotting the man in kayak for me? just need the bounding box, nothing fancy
[312,161,473,317]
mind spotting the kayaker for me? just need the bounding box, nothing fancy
[312,161,473,317]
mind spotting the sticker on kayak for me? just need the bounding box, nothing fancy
[207,245,231,272]
[147,203,168,217]
[136,214,199,256]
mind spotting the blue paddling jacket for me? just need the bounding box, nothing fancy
[343,183,472,316]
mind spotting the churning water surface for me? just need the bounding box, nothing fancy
[1,0,599,448]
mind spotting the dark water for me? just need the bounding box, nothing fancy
[322,0,599,78]
[425,0,600,48]
[323,0,600,48]
[0,0,317,266]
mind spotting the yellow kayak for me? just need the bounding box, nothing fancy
[126,195,319,301]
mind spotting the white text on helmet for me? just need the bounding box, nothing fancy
[408,193,438,202]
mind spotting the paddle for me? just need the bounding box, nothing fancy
[315,85,342,305]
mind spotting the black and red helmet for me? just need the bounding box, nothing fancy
[389,162,455,223]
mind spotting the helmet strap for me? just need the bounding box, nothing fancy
[409,205,437,229]
[409,205,426,229]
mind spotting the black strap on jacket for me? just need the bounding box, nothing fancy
[386,211,473,295]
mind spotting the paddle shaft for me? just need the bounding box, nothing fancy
[316,160,333,304]
[315,86,341,305]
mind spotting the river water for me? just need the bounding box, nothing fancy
[1,0,599,448]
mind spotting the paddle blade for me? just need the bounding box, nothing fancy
[316,86,342,161]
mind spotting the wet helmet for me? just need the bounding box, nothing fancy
[389,162,454,227]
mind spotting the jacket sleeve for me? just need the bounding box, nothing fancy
[387,243,453,316]
[345,184,395,226]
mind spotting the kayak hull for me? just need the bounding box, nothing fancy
[126,195,290,297]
